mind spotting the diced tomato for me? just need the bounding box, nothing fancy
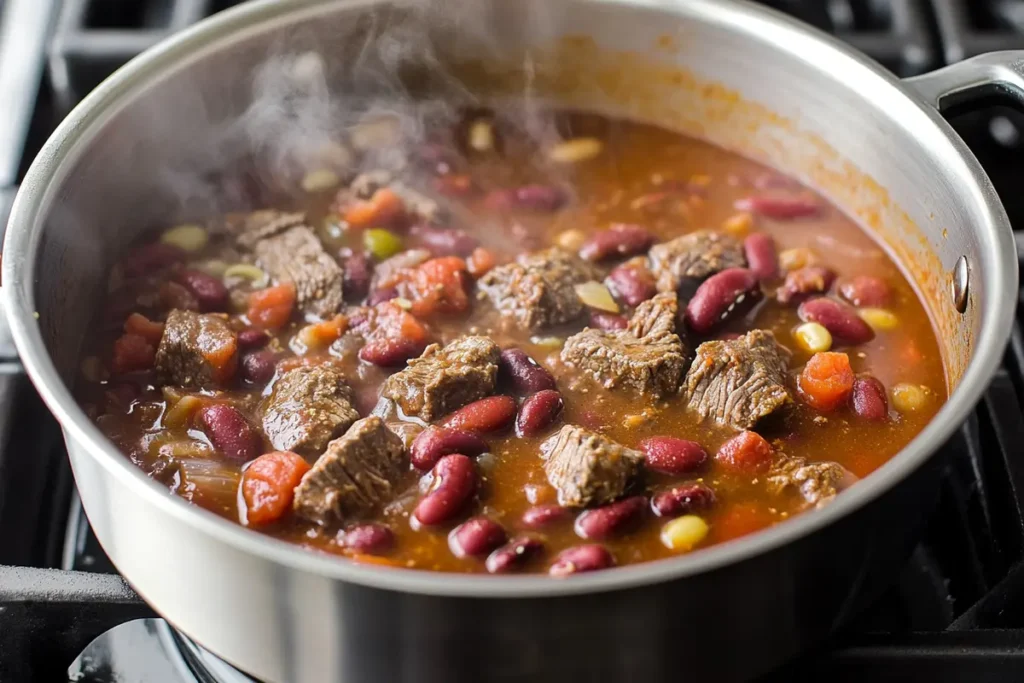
[248,283,296,331]
[241,451,312,526]
[716,431,774,473]
[373,301,428,346]
[124,313,165,345]
[297,314,348,350]
[798,351,855,412]
[111,333,156,375]
[406,257,470,317]
[714,504,776,543]
[343,188,406,229]
[466,247,497,278]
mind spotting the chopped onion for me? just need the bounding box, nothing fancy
[575,280,620,313]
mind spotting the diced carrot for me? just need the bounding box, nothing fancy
[111,333,156,375]
[798,351,855,412]
[124,313,165,345]
[373,301,428,345]
[466,247,497,278]
[716,431,774,473]
[248,283,296,331]
[408,257,470,317]
[714,504,775,543]
[241,451,312,526]
[297,314,348,350]
[200,329,239,384]
[343,188,406,228]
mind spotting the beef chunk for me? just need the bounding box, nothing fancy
[648,230,746,292]
[254,226,344,319]
[232,210,307,250]
[261,365,360,457]
[561,292,689,397]
[478,248,598,331]
[347,170,443,225]
[766,457,855,509]
[292,416,406,524]
[683,330,791,430]
[154,309,238,388]
[541,425,643,507]
[380,336,500,421]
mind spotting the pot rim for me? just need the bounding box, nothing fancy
[3,0,1017,598]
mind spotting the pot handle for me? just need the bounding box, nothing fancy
[904,51,1024,115]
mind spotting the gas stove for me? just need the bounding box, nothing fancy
[4,0,1024,681]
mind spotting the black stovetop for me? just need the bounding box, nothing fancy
[5,0,1024,681]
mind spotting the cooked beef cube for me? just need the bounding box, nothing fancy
[766,457,854,508]
[478,248,599,331]
[381,336,500,421]
[254,226,344,319]
[154,309,238,388]
[648,230,746,292]
[683,329,791,430]
[348,170,443,225]
[370,248,431,291]
[261,365,360,457]
[292,416,406,524]
[561,292,689,397]
[541,425,644,507]
[231,210,307,250]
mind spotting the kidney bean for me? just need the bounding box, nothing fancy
[777,266,836,305]
[449,517,508,558]
[366,286,398,306]
[359,337,426,367]
[549,544,615,576]
[485,185,567,212]
[716,431,773,473]
[410,427,488,471]
[840,275,891,307]
[516,390,564,437]
[236,327,270,350]
[342,523,394,555]
[241,350,277,385]
[411,225,479,257]
[159,281,200,311]
[579,224,654,262]
[607,261,657,307]
[735,194,820,219]
[798,297,874,344]
[685,267,762,334]
[442,396,517,434]
[574,496,647,540]
[851,376,889,420]
[499,348,556,394]
[122,243,185,277]
[639,437,708,475]
[413,454,478,526]
[589,311,628,331]
[651,483,716,518]
[486,536,544,573]
[743,233,778,281]
[342,252,373,301]
[175,270,229,312]
[198,404,261,463]
[521,504,571,529]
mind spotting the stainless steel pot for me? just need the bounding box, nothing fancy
[3,1,1020,681]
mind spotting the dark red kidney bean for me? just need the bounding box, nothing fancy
[499,348,556,394]
[798,297,874,344]
[735,194,820,219]
[589,311,628,331]
[341,523,394,555]
[685,267,762,334]
[549,544,615,576]
[122,243,186,277]
[651,483,716,518]
[743,233,778,281]
[516,390,564,437]
[410,427,488,471]
[521,504,571,529]
[851,376,889,421]
[639,437,708,475]
[359,337,426,367]
[342,252,373,301]
[236,327,270,350]
[198,404,261,463]
[607,262,657,307]
[159,281,200,311]
[485,185,567,212]
[241,350,277,384]
[412,225,479,257]
[175,270,228,312]
[839,275,891,307]
[574,496,647,540]
[486,536,544,574]
[449,517,508,558]
[776,266,836,305]
[413,454,478,526]
[579,224,654,262]
[366,286,398,306]
[442,396,517,434]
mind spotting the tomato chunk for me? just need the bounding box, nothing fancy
[124,313,165,345]
[241,451,312,526]
[297,314,348,350]
[248,283,296,331]
[798,351,855,412]
[343,188,406,229]
[373,301,428,346]
[406,257,470,317]
[716,431,773,473]
[111,333,156,375]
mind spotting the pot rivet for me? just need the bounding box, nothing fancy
[952,255,969,314]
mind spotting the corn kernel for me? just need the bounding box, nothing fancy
[661,515,709,552]
[574,281,620,313]
[392,297,413,310]
[779,247,816,272]
[301,168,341,193]
[722,211,754,236]
[159,224,208,253]
[555,229,587,250]
[224,264,268,287]
[467,119,494,152]
[80,356,107,383]
[891,383,931,413]
[548,137,604,164]
[530,336,565,349]
[793,322,832,353]
[164,395,203,429]
[859,307,899,332]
